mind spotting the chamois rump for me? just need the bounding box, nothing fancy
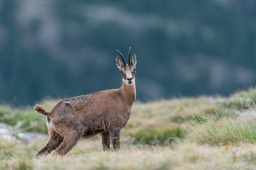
[34,47,137,156]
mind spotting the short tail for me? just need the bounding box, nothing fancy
[33,104,48,116]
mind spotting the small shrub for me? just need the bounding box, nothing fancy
[223,88,256,110]
[171,115,206,124]
[170,116,186,124]
[131,126,184,145]
[223,100,250,110]
[186,115,206,124]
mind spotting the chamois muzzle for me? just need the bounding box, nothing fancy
[127,78,133,85]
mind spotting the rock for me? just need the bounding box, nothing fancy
[17,132,45,142]
[238,109,256,117]
[0,123,16,141]
[0,123,45,142]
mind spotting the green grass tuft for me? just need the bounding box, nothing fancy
[17,160,34,170]
[187,118,256,145]
[131,126,184,145]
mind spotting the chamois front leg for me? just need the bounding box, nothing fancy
[36,129,63,157]
[101,132,110,151]
[111,128,121,150]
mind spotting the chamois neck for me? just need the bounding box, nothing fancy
[119,79,136,106]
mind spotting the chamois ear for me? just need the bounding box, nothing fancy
[131,54,137,68]
[116,56,124,70]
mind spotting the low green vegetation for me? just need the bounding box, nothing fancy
[1,88,256,169]
[0,105,47,133]
[131,125,184,145]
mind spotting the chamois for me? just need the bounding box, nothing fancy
[34,47,137,156]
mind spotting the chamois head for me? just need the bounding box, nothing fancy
[116,47,137,86]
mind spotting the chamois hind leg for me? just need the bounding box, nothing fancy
[55,131,81,156]
[36,129,63,157]
[101,132,110,151]
[111,128,121,150]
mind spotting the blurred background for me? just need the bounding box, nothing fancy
[0,0,256,106]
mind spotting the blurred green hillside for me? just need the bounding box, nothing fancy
[1,0,256,105]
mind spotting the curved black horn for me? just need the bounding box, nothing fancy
[128,47,131,65]
[116,50,126,65]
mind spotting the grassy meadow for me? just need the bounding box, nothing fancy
[2,89,256,169]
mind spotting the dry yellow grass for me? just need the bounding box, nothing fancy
[1,137,256,170]
[2,88,256,169]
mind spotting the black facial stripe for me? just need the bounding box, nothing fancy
[120,72,127,79]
